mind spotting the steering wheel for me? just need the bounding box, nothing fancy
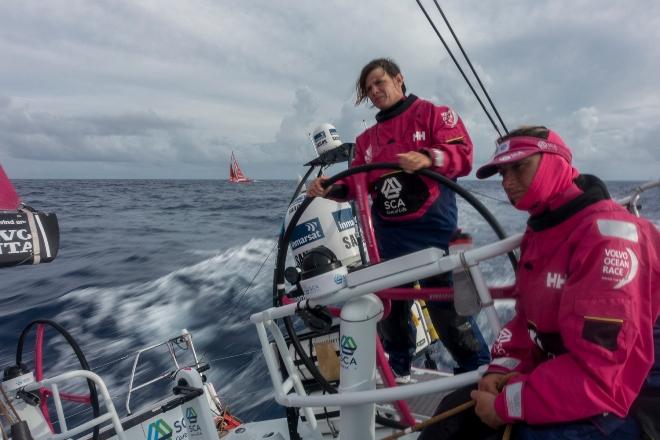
[273,163,517,400]
[16,319,101,440]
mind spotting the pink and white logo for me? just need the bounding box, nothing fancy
[441,109,458,128]
[412,131,426,142]
[537,140,558,152]
[602,247,638,289]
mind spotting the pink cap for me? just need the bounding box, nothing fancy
[476,129,572,179]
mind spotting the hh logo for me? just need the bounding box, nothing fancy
[546,272,566,289]
[412,131,426,142]
[381,177,402,200]
[147,419,172,440]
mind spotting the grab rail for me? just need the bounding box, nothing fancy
[251,234,521,423]
[125,329,201,414]
[616,179,660,217]
[24,370,125,440]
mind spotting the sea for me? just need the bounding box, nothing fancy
[0,179,658,427]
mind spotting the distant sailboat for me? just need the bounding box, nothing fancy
[229,151,252,183]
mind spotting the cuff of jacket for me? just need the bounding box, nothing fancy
[420,148,446,171]
[494,378,526,423]
[486,356,522,375]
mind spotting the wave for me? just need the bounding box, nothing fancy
[33,238,280,418]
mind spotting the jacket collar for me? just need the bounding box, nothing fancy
[375,94,418,123]
[527,174,610,231]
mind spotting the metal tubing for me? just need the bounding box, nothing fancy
[51,383,67,432]
[26,370,126,440]
[469,264,502,336]
[280,367,484,408]
[254,315,485,409]
[265,320,320,433]
[252,235,523,324]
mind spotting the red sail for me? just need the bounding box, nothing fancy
[229,152,251,183]
[0,165,20,210]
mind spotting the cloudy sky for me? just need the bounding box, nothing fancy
[1,0,658,180]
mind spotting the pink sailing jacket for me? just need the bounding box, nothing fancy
[338,94,472,222]
[488,175,660,424]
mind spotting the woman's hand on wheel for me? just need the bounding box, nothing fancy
[397,151,432,173]
[307,176,331,197]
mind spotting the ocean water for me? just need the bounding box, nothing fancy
[1,178,658,426]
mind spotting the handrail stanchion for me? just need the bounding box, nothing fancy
[338,294,384,440]
[257,319,322,437]
[467,261,502,336]
[24,370,126,440]
[51,383,67,432]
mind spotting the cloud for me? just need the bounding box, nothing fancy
[0,0,658,179]
[0,100,200,162]
[272,86,319,159]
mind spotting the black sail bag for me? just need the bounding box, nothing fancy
[0,205,59,267]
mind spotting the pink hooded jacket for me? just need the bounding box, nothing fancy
[487,155,660,425]
[337,94,472,222]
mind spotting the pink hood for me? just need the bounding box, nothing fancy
[515,153,580,215]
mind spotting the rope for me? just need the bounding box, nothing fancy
[0,394,16,430]
[466,189,510,206]
[415,0,504,138]
[430,0,509,134]
[0,387,19,424]
[227,241,277,318]
[383,372,519,439]
[503,424,513,440]
[382,400,475,439]
[205,349,262,364]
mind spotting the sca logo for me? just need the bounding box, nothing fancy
[185,407,197,424]
[147,419,173,440]
[381,177,402,200]
[340,335,358,369]
[381,177,406,212]
[290,218,325,250]
[331,208,355,232]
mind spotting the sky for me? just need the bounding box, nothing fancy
[1,0,659,180]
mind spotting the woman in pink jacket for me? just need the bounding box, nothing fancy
[421,126,660,439]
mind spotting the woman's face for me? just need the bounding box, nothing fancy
[364,67,405,110]
[498,153,542,205]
